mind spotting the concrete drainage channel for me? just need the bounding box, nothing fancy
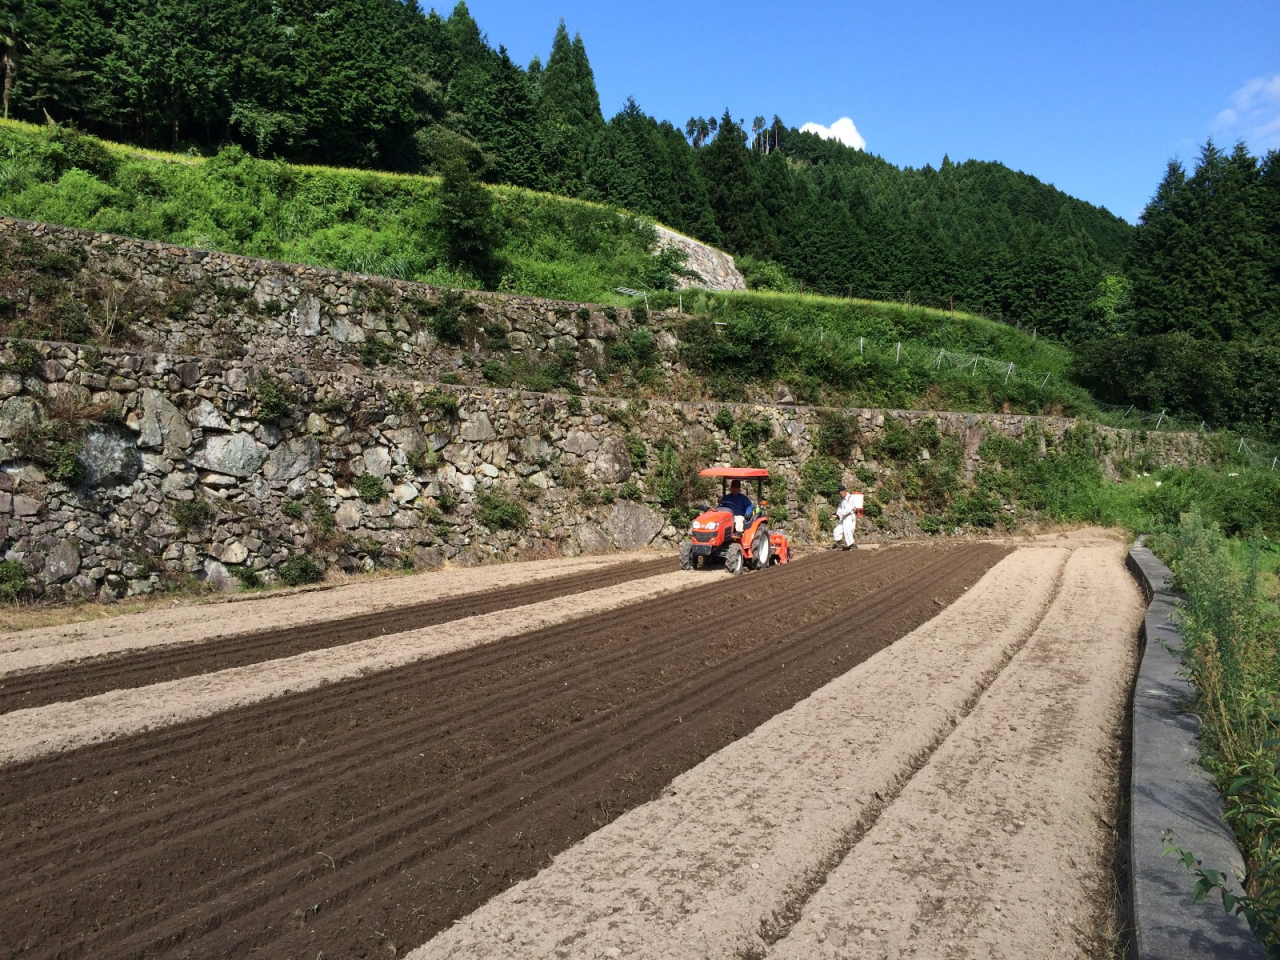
[1126,540,1265,959]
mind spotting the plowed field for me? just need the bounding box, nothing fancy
[1,533,1144,960]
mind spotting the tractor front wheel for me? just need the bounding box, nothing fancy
[679,541,694,571]
[753,526,771,569]
[725,542,745,575]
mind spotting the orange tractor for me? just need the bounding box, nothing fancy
[679,467,791,575]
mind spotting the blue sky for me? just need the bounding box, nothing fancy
[443,0,1280,223]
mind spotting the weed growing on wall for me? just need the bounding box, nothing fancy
[476,489,528,531]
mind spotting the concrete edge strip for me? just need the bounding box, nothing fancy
[1124,541,1264,959]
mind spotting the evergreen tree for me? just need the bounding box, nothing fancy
[435,155,503,286]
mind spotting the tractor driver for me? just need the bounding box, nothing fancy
[719,479,754,520]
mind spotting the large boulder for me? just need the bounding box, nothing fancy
[459,412,496,443]
[80,428,141,487]
[263,436,320,481]
[192,433,268,477]
[0,396,43,439]
[43,539,81,582]
[595,435,633,484]
[604,501,664,551]
[137,389,192,455]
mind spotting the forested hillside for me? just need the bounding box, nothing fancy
[1074,143,1280,440]
[2,0,1130,333]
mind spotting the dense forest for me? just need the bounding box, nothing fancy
[1075,142,1280,440]
[1,0,1131,333]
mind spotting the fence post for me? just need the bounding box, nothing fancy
[859,337,863,355]
[678,294,683,314]
[1155,410,1165,429]
[643,292,649,311]
[1123,405,1133,420]
[1004,362,1014,384]
[1238,437,1246,454]
[1199,421,1205,432]
[1273,457,1277,471]
[896,342,901,363]
[971,355,979,377]
[1040,372,1051,390]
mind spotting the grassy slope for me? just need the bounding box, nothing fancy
[0,119,1114,418]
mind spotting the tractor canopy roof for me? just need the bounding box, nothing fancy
[699,467,770,479]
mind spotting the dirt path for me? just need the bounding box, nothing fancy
[0,556,677,712]
[767,542,1140,959]
[0,543,1005,960]
[411,537,1139,960]
[0,551,654,674]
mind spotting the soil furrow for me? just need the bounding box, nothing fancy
[117,547,981,957]
[0,557,678,713]
[0,543,1006,960]
[3,548,916,890]
[0,548,903,828]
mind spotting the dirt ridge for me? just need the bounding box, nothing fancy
[0,557,676,713]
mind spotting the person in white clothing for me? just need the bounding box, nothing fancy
[832,485,862,549]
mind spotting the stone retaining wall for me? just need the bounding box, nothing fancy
[0,217,678,389]
[0,334,1205,602]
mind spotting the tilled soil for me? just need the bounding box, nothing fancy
[413,532,1141,960]
[0,542,1006,960]
[0,556,676,713]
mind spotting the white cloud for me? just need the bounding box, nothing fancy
[1212,74,1280,152]
[799,117,866,151]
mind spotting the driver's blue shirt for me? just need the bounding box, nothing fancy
[720,492,754,519]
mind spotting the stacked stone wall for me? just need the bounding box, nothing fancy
[0,336,1205,602]
[0,217,1210,602]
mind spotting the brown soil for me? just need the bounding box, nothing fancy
[0,542,1006,960]
[413,534,1140,960]
[0,556,676,713]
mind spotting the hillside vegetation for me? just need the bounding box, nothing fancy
[0,121,1109,418]
[0,120,679,305]
[5,0,1130,332]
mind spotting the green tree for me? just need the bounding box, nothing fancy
[435,155,503,286]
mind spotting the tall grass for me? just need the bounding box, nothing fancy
[1157,512,1280,953]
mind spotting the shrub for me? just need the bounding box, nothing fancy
[228,565,263,589]
[424,389,459,417]
[476,489,528,531]
[282,500,306,520]
[251,373,293,422]
[0,560,28,601]
[354,473,386,503]
[816,411,861,461]
[619,481,643,502]
[799,456,844,503]
[428,291,466,345]
[768,437,794,459]
[359,337,396,366]
[712,406,736,434]
[652,438,713,509]
[624,432,648,470]
[172,499,215,534]
[278,554,323,586]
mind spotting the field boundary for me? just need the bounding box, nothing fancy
[1125,541,1264,959]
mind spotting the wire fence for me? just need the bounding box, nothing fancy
[638,290,1280,469]
[782,330,1280,469]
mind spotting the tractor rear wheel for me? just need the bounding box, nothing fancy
[679,541,694,571]
[725,542,745,575]
[753,526,771,569]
